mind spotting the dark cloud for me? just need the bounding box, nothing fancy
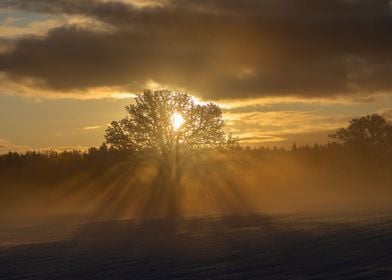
[1,0,392,99]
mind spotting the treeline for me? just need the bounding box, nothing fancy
[0,145,132,188]
[0,140,390,187]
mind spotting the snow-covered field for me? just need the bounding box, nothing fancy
[0,211,391,279]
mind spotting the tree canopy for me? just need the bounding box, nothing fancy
[104,90,237,154]
[329,114,392,157]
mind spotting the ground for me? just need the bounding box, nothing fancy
[0,211,391,279]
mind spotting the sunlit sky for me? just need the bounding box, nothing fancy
[1,0,392,152]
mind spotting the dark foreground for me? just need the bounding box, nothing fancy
[0,212,391,279]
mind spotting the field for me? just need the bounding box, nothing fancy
[1,211,391,279]
[1,151,391,279]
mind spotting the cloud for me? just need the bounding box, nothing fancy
[0,17,59,39]
[0,138,30,153]
[0,8,112,40]
[238,135,287,144]
[0,73,136,99]
[0,137,93,153]
[224,109,350,145]
[378,107,392,120]
[1,0,392,100]
[83,125,102,130]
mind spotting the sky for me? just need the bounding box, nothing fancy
[1,0,392,152]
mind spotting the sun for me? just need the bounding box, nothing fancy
[172,112,184,130]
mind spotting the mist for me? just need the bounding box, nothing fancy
[1,147,391,225]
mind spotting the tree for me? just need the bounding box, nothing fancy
[105,90,238,216]
[329,114,392,157]
[104,90,237,156]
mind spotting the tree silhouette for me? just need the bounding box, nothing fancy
[329,114,392,157]
[104,90,238,216]
[105,89,237,155]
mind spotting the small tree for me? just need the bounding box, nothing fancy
[329,114,392,157]
[105,90,237,157]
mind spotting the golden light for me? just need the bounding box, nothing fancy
[172,112,184,130]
